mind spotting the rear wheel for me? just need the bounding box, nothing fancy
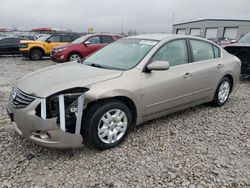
[68,53,81,62]
[30,49,43,60]
[82,101,132,150]
[211,77,231,107]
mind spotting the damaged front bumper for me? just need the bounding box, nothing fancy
[6,88,86,148]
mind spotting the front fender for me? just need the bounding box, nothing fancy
[83,69,143,124]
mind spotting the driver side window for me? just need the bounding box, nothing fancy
[151,39,188,67]
[86,36,100,44]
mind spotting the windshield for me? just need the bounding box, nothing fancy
[84,38,158,70]
[36,35,50,42]
[238,33,250,44]
[72,35,91,44]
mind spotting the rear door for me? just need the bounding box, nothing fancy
[187,39,223,102]
[142,39,195,117]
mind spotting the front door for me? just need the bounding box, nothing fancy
[82,36,104,57]
[142,39,194,117]
[44,35,67,54]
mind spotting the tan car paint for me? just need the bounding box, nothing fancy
[7,34,241,148]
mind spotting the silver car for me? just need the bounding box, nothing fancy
[7,34,241,150]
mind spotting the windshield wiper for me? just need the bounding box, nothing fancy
[85,62,124,70]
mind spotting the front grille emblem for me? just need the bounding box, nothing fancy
[10,88,36,108]
[11,91,17,102]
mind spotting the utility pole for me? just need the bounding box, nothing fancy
[121,15,124,35]
[171,13,175,34]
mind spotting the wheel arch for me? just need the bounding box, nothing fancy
[30,47,45,56]
[67,51,82,61]
[86,96,137,126]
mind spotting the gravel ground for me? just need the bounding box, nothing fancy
[0,57,250,188]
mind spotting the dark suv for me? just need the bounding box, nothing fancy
[0,37,24,55]
[224,33,250,77]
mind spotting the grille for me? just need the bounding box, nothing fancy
[11,88,36,108]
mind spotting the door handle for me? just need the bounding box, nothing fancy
[183,72,192,78]
[217,64,224,68]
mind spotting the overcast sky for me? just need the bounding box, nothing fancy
[1,0,250,33]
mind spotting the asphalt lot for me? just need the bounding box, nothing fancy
[0,57,250,188]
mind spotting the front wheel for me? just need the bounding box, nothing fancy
[30,49,43,60]
[68,53,81,62]
[82,101,132,150]
[211,77,231,107]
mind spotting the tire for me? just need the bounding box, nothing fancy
[30,49,43,60]
[68,53,81,62]
[82,100,132,150]
[211,77,231,107]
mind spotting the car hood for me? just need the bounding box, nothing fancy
[17,63,123,98]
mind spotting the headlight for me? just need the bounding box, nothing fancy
[47,87,89,118]
[49,93,82,118]
[36,87,89,134]
[36,87,88,118]
[56,47,68,53]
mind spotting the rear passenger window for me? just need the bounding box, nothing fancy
[0,38,12,44]
[190,40,214,62]
[101,36,114,43]
[213,46,220,58]
[151,40,188,67]
[47,35,60,42]
[61,35,72,42]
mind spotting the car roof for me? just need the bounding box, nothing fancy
[0,36,24,40]
[86,33,121,37]
[127,34,205,41]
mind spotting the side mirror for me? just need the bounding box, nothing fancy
[84,41,91,45]
[46,40,51,43]
[147,61,170,72]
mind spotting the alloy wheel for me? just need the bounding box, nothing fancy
[218,81,230,104]
[97,109,128,144]
[69,54,81,62]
